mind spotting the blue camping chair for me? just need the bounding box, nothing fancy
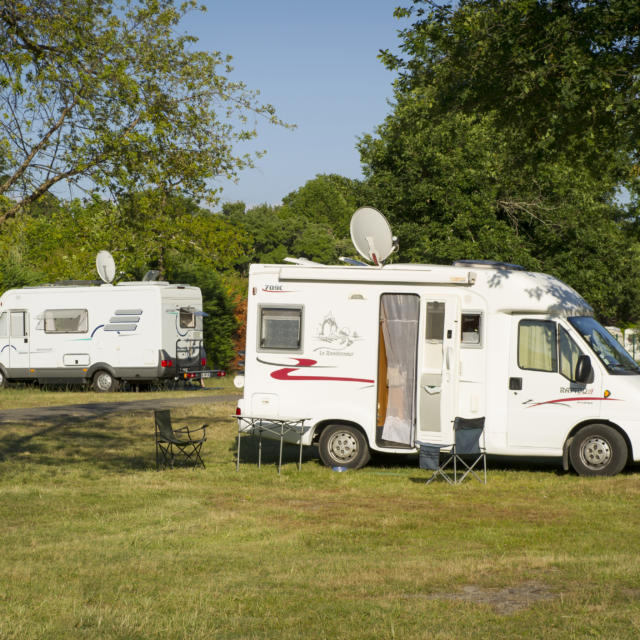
[417,417,486,484]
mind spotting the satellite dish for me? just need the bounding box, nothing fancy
[96,250,116,284]
[350,207,396,265]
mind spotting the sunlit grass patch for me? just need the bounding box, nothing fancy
[2,395,640,638]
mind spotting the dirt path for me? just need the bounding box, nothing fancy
[0,392,240,424]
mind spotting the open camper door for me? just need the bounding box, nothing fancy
[415,295,460,446]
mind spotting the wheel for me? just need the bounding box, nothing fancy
[0,368,6,388]
[318,424,371,470]
[569,424,627,477]
[92,370,119,392]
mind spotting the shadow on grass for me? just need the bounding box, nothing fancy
[0,413,167,471]
[232,434,586,477]
[233,434,319,470]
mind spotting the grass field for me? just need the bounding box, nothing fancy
[2,386,640,639]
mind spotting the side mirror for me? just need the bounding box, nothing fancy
[575,355,593,384]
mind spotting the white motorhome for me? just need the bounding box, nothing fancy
[0,280,214,391]
[236,255,640,477]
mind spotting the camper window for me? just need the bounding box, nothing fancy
[44,309,88,334]
[518,319,557,372]
[425,302,445,341]
[461,313,482,345]
[10,311,27,337]
[179,307,197,329]
[260,307,302,350]
[0,312,7,337]
[559,326,583,381]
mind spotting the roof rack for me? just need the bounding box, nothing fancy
[25,280,104,288]
[452,259,525,271]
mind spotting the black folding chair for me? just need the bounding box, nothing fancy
[418,417,486,484]
[154,409,208,469]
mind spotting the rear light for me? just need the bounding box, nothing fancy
[217,371,226,377]
[161,359,174,368]
[235,406,241,416]
[183,372,196,379]
[201,358,206,366]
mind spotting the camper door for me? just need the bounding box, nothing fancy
[415,296,459,445]
[507,316,602,450]
[9,310,30,370]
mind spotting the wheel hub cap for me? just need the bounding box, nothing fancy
[581,436,611,469]
[329,432,358,462]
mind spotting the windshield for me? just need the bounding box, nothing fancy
[568,316,640,375]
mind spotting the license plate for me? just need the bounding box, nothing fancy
[201,372,212,378]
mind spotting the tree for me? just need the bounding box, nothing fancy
[0,194,252,283]
[359,0,640,322]
[281,173,368,237]
[0,0,286,222]
[222,201,350,267]
[383,0,640,189]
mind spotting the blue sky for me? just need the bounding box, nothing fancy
[180,2,406,207]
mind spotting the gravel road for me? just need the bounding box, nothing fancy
[0,392,240,424]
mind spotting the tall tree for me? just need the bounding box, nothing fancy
[281,173,368,237]
[360,0,640,322]
[383,0,640,186]
[0,0,286,222]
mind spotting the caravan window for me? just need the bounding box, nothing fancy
[44,309,88,334]
[518,320,557,372]
[179,307,196,329]
[559,326,583,381]
[0,312,7,337]
[461,313,482,346]
[259,307,302,350]
[10,311,27,337]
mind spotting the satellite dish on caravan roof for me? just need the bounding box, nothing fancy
[96,250,116,284]
[350,207,396,265]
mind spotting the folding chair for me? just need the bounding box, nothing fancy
[154,409,208,469]
[418,417,486,484]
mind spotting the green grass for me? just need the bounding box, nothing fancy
[2,392,640,639]
[0,375,237,410]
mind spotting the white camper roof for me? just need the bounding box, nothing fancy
[251,261,593,317]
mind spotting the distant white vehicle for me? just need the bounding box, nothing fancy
[0,278,217,391]
[235,208,640,476]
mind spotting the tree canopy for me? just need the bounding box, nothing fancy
[359,0,640,323]
[0,0,286,222]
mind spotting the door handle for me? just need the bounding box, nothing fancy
[445,347,451,370]
[509,377,522,390]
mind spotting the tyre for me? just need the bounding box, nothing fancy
[0,368,6,388]
[569,424,627,477]
[92,370,119,393]
[318,424,371,470]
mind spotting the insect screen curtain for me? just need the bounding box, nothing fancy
[380,294,419,445]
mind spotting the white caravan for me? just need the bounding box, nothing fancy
[236,210,640,476]
[0,280,212,391]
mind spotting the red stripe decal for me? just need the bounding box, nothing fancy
[528,396,619,408]
[270,368,374,383]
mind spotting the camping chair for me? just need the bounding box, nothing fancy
[154,409,208,469]
[418,417,486,484]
